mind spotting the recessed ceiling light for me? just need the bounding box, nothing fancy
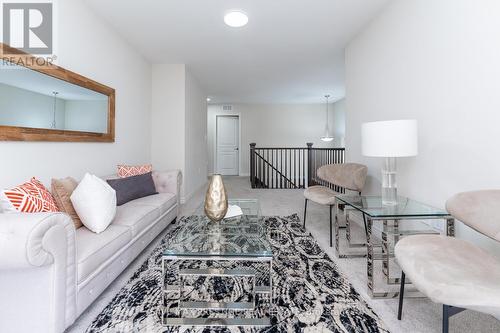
[224,10,248,28]
[206,97,211,102]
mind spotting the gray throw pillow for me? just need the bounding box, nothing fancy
[106,172,157,206]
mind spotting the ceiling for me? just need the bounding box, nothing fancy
[85,0,389,104]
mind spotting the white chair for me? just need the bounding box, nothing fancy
[396,190,500,333]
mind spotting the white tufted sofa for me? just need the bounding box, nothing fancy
[0,170,181,333]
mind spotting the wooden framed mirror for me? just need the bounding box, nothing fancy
[0,43,115,142]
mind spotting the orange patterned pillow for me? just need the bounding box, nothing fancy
[2,178,60,213]
[117,164,152,178]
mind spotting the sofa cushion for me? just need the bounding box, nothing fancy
[76,225,131,283]
[112,204,160,238]
[128,192,176,215]
[111,193,176,238]
[304,185,339,205]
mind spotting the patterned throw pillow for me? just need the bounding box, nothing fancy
[117,164,153,178]
[2,178,60,213]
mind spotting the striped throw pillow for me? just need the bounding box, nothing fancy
[117,164,152,178]
[2,178,60,213]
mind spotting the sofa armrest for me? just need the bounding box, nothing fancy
[153,169,182,217]
[153,169,182,195]
[0,212,77,332]
[0,212,75,269]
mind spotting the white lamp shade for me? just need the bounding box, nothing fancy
[362,119,418,157]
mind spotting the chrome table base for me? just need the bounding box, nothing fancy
[162,256,273,327]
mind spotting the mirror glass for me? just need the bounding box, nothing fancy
[0,62,109,134]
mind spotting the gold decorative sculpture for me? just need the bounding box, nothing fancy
[204,174,228,222]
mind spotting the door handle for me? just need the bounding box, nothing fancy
[235,148,239,151]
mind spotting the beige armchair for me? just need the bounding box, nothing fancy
[396,190,500,333]
[303,163,368,246]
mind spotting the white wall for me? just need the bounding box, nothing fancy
[151,64,207,201]
[207,101,346,175]
[345,0,500,254]
[184,69,208,197]
[0,0,152,187]
[331,99,346,147]
[151,64,186,179]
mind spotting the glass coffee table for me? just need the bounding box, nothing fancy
[162,199,273,327]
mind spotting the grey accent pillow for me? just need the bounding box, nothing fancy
[106,172,157,206]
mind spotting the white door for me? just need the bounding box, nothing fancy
[216,116,239,175]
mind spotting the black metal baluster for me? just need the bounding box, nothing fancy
[274,149,277,189]
[302,149,305,188]
[298,149,302,188]
[293,149,296,188]
[285,148,288,189]
[256,149,259,188]
[259,149,262,188]
[267,149,270,188]
[280,149,283,189]
[271,149,274,189]
[298,148,301,188]
[266,149,269,188]
[260,149,263,188]
[288,149,291,189]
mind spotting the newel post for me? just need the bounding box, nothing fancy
[306,142,313,187]
[250,143,256,188]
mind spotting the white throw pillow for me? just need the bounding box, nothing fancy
[71,173,116,233]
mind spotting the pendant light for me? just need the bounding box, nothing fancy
[51,91,58,129]
[321,94,334,142]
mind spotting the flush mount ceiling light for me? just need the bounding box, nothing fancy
[224,10,248,27]
[206,97,211,102]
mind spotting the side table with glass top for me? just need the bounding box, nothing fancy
[334,195,454,299]
[162,199,273,327]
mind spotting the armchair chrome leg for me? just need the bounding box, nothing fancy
[398,271,405,320]
[303,199,308,228]
[329,205,333,247]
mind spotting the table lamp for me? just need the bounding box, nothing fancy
[361,119,418,205]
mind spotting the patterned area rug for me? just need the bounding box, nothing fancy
[87,214,389,332]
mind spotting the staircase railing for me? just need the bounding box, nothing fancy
[250,143,345,190]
